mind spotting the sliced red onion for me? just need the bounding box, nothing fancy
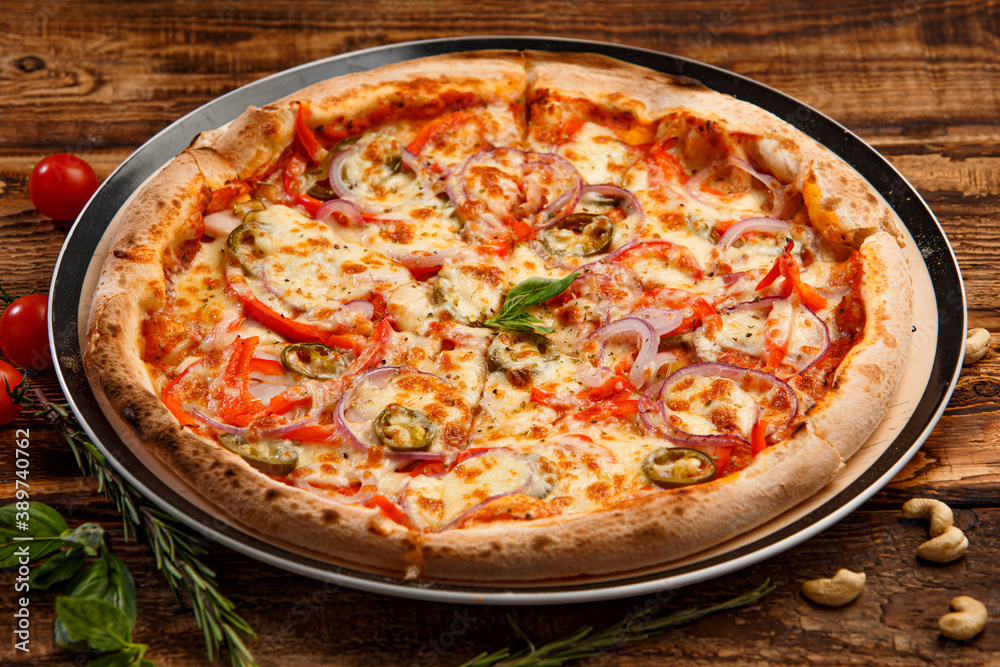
[727,156,788,217]
[334,366,448,452]
[718,217,795,250]
[588,317,656,388]
[317,199,364,227]
[341,299,375,320]
[438,449,534,531]
[578,365,616,388]
[191,409,249,438]
[628,307,685,337]
[328,145,366,207]
[640,395,754,452]
[658,362,798,435]
[596,236,640,264]
[785,303,832,375]
[533,181,582,229]
[684,164,717,205]
[580,184,645,224]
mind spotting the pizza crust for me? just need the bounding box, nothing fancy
[85,50,914,583]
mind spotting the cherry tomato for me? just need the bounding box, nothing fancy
[0,294,52,370]
[0,360,24,426]
[28,154,99,221]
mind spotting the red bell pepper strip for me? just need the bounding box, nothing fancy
[406,110,481,156]
[364,494,409,525]
[249,358,286,376]
[226,268,330,345]
[751,421,768,457]
[712,447,733,480]
[162,364,197,427]
[609,240,704,280]
[295,102,327,165]
[756,241,828,312]
[213,336,268,427]
[572,393,639,423]
[267,388,311,416]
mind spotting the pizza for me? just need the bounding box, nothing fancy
[84,50,913,582]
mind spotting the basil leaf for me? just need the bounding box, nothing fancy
[55,596,133,653]
[0,537,68,567]
[105,552,138,624]
[0,502,69,565]
[485,273,578,335]
[27,547,88,591]
[0,502,68,540]
[504,273,580,308]
[59,523,106,556]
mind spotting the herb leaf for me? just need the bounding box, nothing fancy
[55,596,134,653]
[485,273,579,335]
[0,502,69,565]
[60,522,106,556]
[27,547,89,591]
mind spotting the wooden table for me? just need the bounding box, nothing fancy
[2,1,997,664]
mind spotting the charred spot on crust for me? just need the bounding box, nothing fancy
[264,489,281,501]
[532,535,554,550]
[321,509,340,524]
[223,467,236,478]
[122,405,138,425]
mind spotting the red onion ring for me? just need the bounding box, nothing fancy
[718,217,795,250]
[317,199,364,227]
[588,317,656,388]
[191,409,249,438]
[658,361,798,435]
[726,156,788,217]
[334,366,448,452]
[437,449,535,531]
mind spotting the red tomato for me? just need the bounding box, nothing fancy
[28,154,99,221]
[0,361,24,426]
[0,294,52,370]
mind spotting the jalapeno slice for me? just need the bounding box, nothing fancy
[642,447,716,488]
[540,213,614,257]
[226,220,270,271]
[218,434,298,476]
[280,343,348,380]
[232,199,266,220]
[373,404,436,451]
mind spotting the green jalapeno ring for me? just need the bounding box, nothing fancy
[373,404,436,451]
[280,343,348,380]
[540,213,615,257]
[218,434,298,477]
[642,447,716,488]
[226,220,269,271]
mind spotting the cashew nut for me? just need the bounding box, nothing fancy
[917,525,969,563]
[964,328,990,365]
[939,596,988,641]
[802,568,866,606]
[902,497,954,537]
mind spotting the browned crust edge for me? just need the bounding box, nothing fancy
[85,50,913,583]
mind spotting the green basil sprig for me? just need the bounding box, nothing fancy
[0,502,150,665]
[484,273,579,335]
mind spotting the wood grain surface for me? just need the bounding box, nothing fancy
[1,1,998,665]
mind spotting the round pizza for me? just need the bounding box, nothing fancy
[84,50,913,582]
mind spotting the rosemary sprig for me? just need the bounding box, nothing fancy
[458,579,776,667]
[27,387,258,667]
